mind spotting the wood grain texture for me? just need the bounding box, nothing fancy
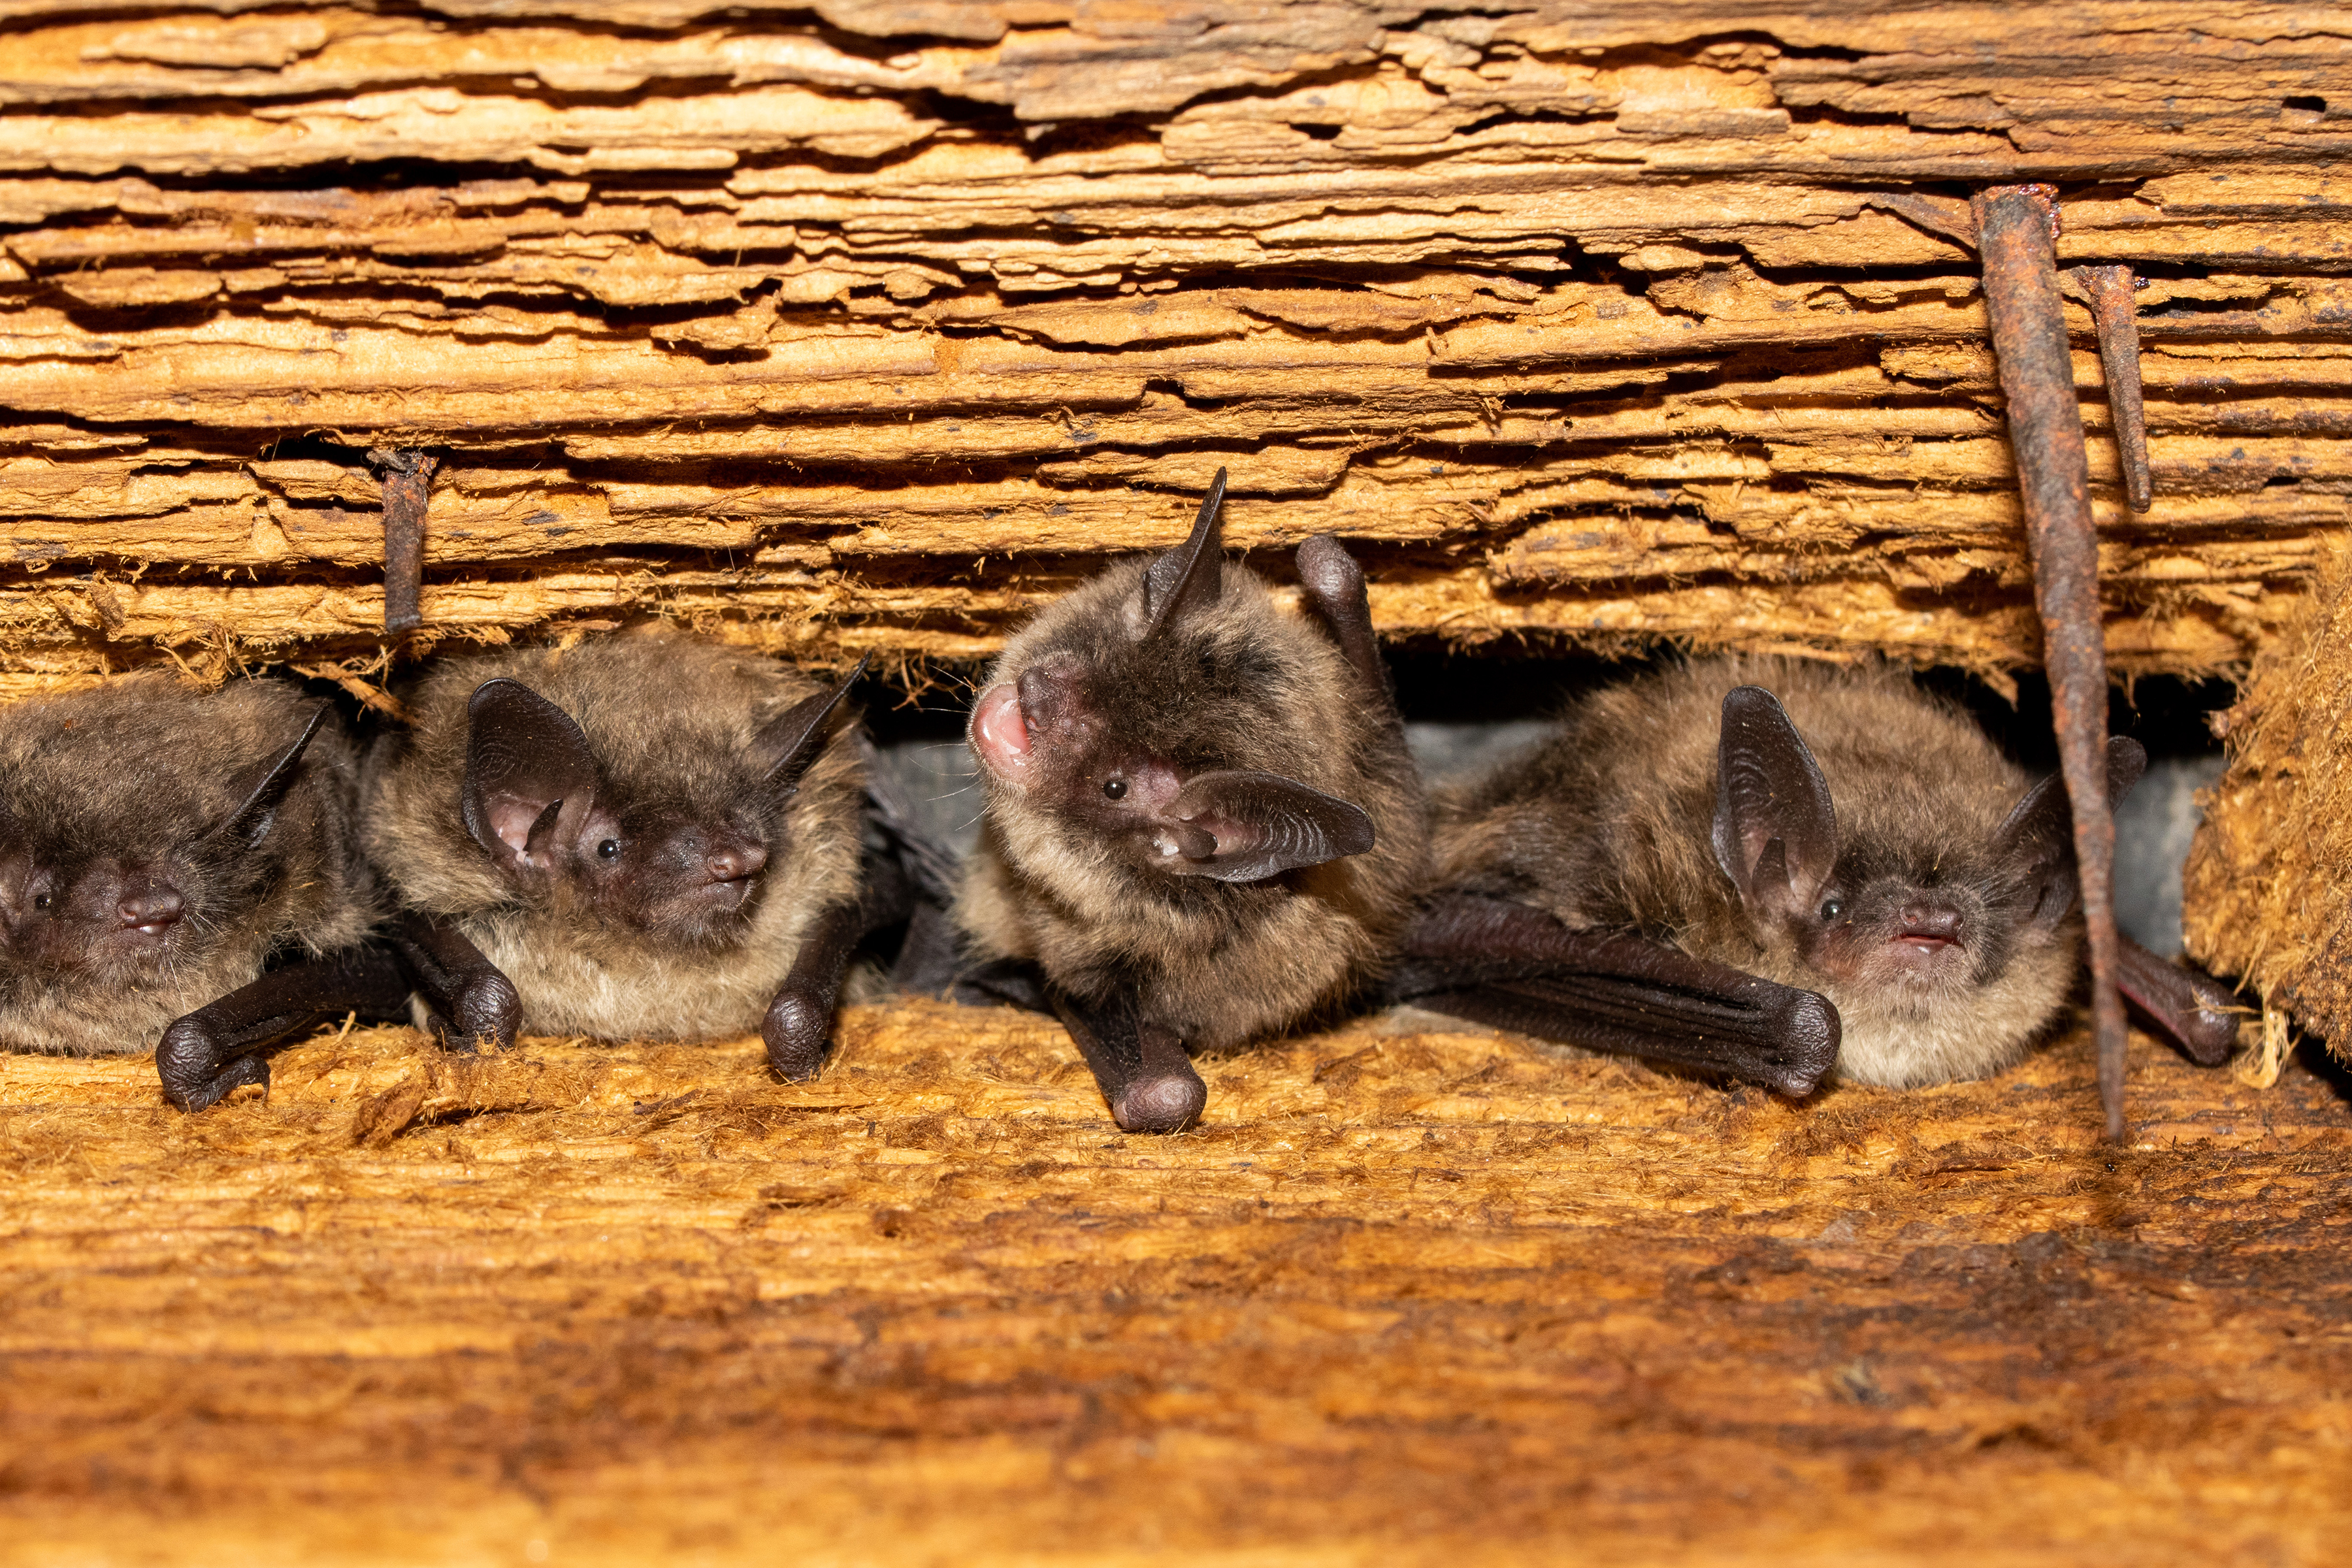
[0,1002,2343,1565]
[0,3,2345,686]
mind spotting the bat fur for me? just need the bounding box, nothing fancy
[1429,657,2091,1088]
[363,631,864,1041]
[0,673,377,1055]
[957,545,1428,1053]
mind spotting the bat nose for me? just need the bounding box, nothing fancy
[1897,902,1963,943]
[704,838,767,884]
[118,883,184,933]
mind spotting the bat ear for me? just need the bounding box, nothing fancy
[1995,734,2145,926]
[462,678,599,868]
[753,655,867,800]
[1711,685,1838,917]
[1140,468,1228,641]
[1159,768,1375,883]
[220,704,329,849]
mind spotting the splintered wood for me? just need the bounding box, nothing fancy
[2,1005,2349,1565]
[0,1,2348,690]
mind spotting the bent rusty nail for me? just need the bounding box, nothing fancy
[2072,264,2153,512]
[1972,184,2131,1142]
[368,447,438,640]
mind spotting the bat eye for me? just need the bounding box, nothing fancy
[596,839,621,860]
[1819,897,1844,922]
[1103,777,1128,800]
[30,893,48,911]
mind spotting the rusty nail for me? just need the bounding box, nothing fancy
[1972,184,2131,1141]
[2072,264,2153,512]
[368,448,437,640]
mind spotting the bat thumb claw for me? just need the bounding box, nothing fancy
[1112,1071,1207,1135]
[1759,988,1841,1098]
[156,1016,271,1113]
[763,987,834,1081]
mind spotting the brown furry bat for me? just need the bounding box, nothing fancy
[361,630,868,1073]
[1393,658,2236,1094]
[952,472,1428,1132]
[0,674,391,1106]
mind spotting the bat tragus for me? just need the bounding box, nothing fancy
[1386,659,2238,1100]
[939,470,1428,1132]
[359,631,880,1076]
[0,674,397,1109]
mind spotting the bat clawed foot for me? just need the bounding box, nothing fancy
[155,1015,272,1112]
[1111,1068,1207,1134]
[433,971,520,1055]
[762,985,835,1081]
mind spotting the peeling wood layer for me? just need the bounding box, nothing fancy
[0,1,2347,687]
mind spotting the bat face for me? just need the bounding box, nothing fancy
[0,698,329,983]
[0,677,374,1054]
[461,668,853,949]
[1755,841,2038,1009]
[0,841,193,977]
[1710,679,2136,1082]
[968,475,1375,890]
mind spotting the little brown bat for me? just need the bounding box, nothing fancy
[0,674,397,1108]
[360,630,871,1075]
[950,470,1428,1132]
[1388,658,2237,1097]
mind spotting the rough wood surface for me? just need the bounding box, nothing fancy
[1,1002,2345,1564]
[1,3,2348,687]
[2183,535,2352,1052]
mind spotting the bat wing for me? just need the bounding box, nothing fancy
[158,944,415,1112]
[1384,892,1840,1098]
[2116,936,2240,1067]
[918,948,1205,1134]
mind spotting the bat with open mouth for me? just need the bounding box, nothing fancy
[359,630,874,1076]
[1386,659,2238,1099]
[0,674,396,1109]
[945,470,1428,1132]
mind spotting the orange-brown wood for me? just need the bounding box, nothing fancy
[1,1004,2344,1563]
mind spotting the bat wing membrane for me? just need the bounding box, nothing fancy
[1384,892,1841,1097]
